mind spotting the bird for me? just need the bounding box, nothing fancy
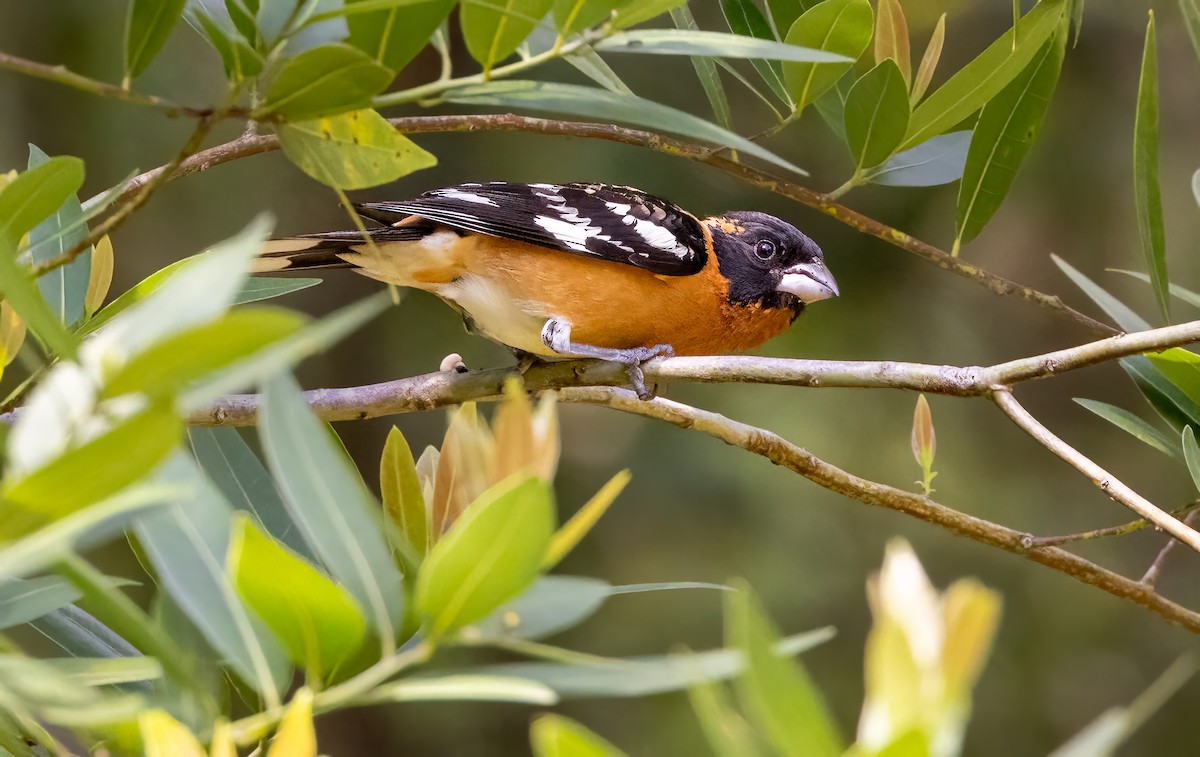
[255,181,839,398]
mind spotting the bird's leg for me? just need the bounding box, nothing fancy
[507,347,541,375]
[541,317,673,400]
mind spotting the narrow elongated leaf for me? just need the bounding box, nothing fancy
[611,0,689,30]
[565,47,633,94]
[544,470,629,569]
[844,60,910,171]
[189,427,314,561]
[473,576,611,640]
[1133,13,1169,322]
[688,670,764,757]
[27,146,90,328]
[864,130,970,187]
[267,688,316,757]
[3,403,182,538]
[260,372,404,644]
[1122,356,1200,433]
[1181,0,1200,63]
[0,237,77,360]
[722,0,791,105]
[0,655,145,727]
[767,0,814,40]
[347,0,455,71]
[1183,428,1200,492]
[134,454,290,699]
[670,7,733,132]
[279,109,437,190]
[782,0,874,112]
[29,604,140,659]
[0,577,80,628]
[1146,349,1200,411]
[531,715,626,757]
[416,475,555,638]
[125,0,188,79]
[228,515,366,675]
[461,0,555,73]
[1111,270,1200,313]
[366,675,559,705]
[45,656,162,687]
[597,29,852,63]
[1073,399,1178,458]
[956,34,1064,248]
[461,628,835,697]
[442,80,807,175]
[84,235,113,317]
[728,584,841,757]
[188,6,264,80]
[903,0,1066,150]
[381,426,428,556]
[139,710,206,757]
[911,12,945,104]
[1050,254,1151,332]
[264,44,394,121]
[874,0,910,85]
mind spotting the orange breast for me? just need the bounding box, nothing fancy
[455,237,797,355]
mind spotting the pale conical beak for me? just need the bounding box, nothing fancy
[776,261,839,304]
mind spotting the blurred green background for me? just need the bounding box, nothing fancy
[4,1,1200,753]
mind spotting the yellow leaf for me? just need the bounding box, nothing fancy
[493,377,535,481]
[940,578,1002,697]
[209,719,236,757]
[875,0,912,86]
[543,469,630,570]
[911,13,946,105]
[432,402,494,534]
[0,170,17,193]
[84,234,114,316]
[139,709,207,757]
[381,426,428,555]
[268,688,316,757]
[1,301,26,367]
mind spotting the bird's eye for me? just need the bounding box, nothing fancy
[754,239,777,260]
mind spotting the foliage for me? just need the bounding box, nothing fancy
[0,0,1199,753]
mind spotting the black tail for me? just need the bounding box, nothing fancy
[254,226,433,273]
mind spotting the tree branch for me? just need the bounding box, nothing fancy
[1024,501,1200,548]
[91,114,1114,336]
[993,389,1200,555]
[1142,510,1200,588]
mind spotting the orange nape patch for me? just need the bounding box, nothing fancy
[704,216,745,235]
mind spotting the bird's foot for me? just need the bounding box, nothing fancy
[541,317,672,400]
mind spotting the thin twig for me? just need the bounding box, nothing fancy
[556,387,1200,633]
[1143,510,1200,588]
[1023,501,1200,548]
[0,50,247,119]
[993,389,1200,555]
[86,114,1114,336]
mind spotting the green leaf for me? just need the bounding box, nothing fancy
[0,577,80,629]
[237,276,322,302]
[1133,12,1169,322]
[1122,356,1200,434]
[460,0,555,73]
[381,426,428,556]
[364,674,559,705]
[260,372,405,644]
[1073,399,1178,458]
[727,583,842,757]
[27,146,90,328]
[102,307,304,399]
[278,108,437,190]
[531,714,627,757]
[1181,0,1200,64]
[442,80,808,175]
[0,486,172,580]
[670,7,733,132]
[188,6,264,80]
[874,0,910,85]
[2,403,182,538]
[473,576,611,640]
[596,28,854,63]
[134,454,291,700]
[228,514,366,676]
[565,46,633,94]
[29,604,140,658]
[461,627,835,697]
[0,237,78,361]
[43,656,163,687]
[124,0,188,80]
[611,0,689,30]
[843,60,910,171]
[1050,657,1195,757]
[554,0,623,37]
[903,0,1066,151]
[346,0,455,71]
[781,0,874,113]
[687,672,765,757]
[864,130,970,187]
[0,655,145,727]
[188,427,315,562]
[1111,269,1200,313]
[722,0,792,105]
[956,34,1064,249]
[263,43,394,121]
[767,0,816,40]
[1183,428,1200,492]
[416,474,555,638]
[1050,254,1150,332]
[1146,349,1200,410]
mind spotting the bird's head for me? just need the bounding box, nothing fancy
[706,211,838,314]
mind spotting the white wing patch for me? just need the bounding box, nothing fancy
[430,189,497,206]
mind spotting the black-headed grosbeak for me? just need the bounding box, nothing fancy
[257,182,838,398]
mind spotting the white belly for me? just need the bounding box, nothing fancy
[435,274,554,356]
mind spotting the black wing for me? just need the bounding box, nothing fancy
[355,182,709,276]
